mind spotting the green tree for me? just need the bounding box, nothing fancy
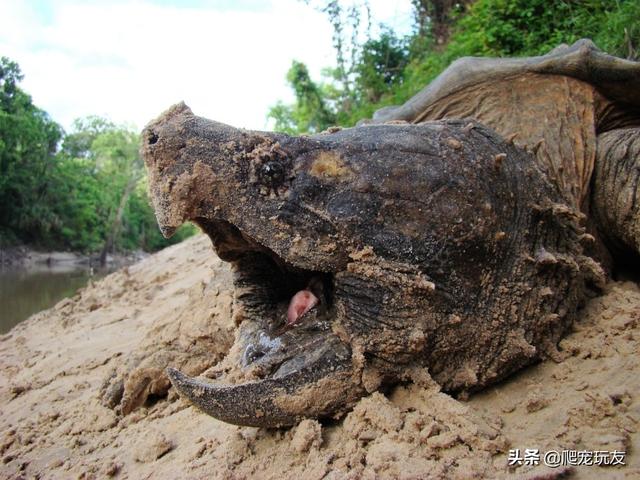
[268,61,336,134]
[59,119,196,258]
[0,58,195,254]
[396,0,640,111]
[0,57,63,246]
[61,116,116,159]
[354,28,410,103]
[91,128,144,264]
[47,155,104,251]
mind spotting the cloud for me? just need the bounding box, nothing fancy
[0,0,413,132]
[1,0,334,131]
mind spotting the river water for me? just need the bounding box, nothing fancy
[0,266,109,334]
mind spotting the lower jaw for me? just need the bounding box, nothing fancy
[166,323,360,427]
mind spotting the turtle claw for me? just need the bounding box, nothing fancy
[167,338,365,428]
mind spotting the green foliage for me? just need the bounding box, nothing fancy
[354,28,410,103]
[48,155,104,251]
[446,0,640,58]
[270,0,639,133]
[61,116,116,159]
[0,56,195,253]
[268,61,336,134]
[591,0,640,60]
[0,57,63,246]
[269,27,410,133]
[53,117,195,254]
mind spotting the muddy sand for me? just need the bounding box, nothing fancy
[1,235,638,479]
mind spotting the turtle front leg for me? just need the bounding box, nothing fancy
[592,128,640,261]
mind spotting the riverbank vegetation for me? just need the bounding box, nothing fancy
[270,0,639,134]
[0,57,195,257]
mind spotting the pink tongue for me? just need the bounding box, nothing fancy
[287,289,319,325]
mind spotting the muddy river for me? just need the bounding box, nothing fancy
[0,266,109,333]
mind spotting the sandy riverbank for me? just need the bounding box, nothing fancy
[1,234,638,479]
[0,245,147,270]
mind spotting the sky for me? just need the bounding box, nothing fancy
[0,0,414,132]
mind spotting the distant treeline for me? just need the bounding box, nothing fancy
[0,57,195,255]
[270,0,639,133]
[2,0,638,255]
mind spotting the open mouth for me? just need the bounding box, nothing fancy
[166,218,360,428]
[229,247,339,383]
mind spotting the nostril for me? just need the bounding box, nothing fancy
[148,131,158,145]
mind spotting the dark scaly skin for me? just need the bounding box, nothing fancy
[142,105,604,427]
[130,40,640,427]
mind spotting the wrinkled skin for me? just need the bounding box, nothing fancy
[130,40,639,428]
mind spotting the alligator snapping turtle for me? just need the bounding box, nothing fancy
[140,40,639,428]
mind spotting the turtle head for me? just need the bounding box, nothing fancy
[142,102,352,270]
[142,104,368,427]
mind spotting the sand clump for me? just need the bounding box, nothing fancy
[1,235,639,479]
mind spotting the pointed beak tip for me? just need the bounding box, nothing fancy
[159,225,178,238]
[166,367,189,391]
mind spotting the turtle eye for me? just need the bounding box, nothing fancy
[250,146,291,196]
[259,161,285,188]
[262,161,283,179]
